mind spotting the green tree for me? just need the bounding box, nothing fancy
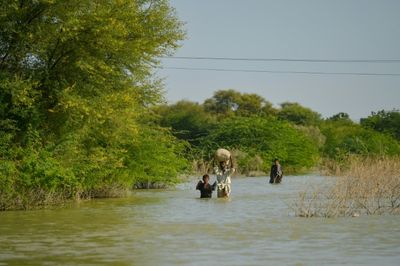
[0,0,186,209]
[278,102,322,126]
[201,116,320,173]
[320,120,400,160]
[156,100,216,146]
[203,89,276,118]
[360,110,400,140]
[327,112,353,123]
[203,89,240,116]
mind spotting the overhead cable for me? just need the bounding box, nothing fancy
[160,66,400,76]
[163,56,400,63]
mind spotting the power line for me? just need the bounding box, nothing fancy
[160,66,400,76]
[163,56,400,63]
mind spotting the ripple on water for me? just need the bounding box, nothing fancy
[0,176,399,265]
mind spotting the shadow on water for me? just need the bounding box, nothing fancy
[1,176,399,265]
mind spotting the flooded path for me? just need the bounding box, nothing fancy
[1,176,399,265]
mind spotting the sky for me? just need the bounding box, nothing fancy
[157,0,400,120]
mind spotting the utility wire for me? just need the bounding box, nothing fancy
[160,66,400,76]
[163,56,400,63]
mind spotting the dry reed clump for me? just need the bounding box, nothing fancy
[293,157,400,217]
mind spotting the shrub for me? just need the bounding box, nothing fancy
[293,156,400,217]
[200,116,320,174]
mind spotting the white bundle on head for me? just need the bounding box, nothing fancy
[214,148,231,164]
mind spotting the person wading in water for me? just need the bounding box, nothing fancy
[269,159,283,184]
[196,174,217,198]
[214,160,235,198]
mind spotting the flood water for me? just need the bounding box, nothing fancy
[1,176,399,265]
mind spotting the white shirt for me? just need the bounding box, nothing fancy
[214,166,235,185]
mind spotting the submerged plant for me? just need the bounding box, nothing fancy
[293,157,400,217]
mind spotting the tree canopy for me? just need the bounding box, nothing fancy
[360,110,400,140]
[156,100,216,146]
[200,116,320,173]
[0,0,187,210]
[278,102,322,126]
[203,89,276,117]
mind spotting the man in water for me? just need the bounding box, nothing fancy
[196,174,217,198]
[214,161,235,198]
[269,159,283,184]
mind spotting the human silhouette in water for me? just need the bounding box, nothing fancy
[269,159,283,184]
[196,174,217,198]
[214,161,235,197]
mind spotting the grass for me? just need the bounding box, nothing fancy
[293,156,400,217]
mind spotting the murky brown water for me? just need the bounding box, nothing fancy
[1,176,399,265]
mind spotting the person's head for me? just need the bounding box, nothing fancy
[274,159,279,165]
[219,161,227,170]
[202,174,210,184]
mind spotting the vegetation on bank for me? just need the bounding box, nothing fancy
[156,90,400,176]
[293,156,400,217]
[0,0,187,210]
[1,1,399,210]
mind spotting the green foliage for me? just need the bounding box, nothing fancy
[0,0,187,209]
[327,112,352,123]
[156,100,216,146]
[200,117,320,173]
[203,89,276,118]
[127,126,189,188]
[278,102,322,126]
[0,128,79,210]
[320,120,400,161]
[154,90,400,176]
[360,110,400,140]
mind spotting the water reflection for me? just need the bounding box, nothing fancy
[0,176,399,265]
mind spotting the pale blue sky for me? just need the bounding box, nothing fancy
[158,0,400,120]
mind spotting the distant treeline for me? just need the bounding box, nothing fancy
[1,1,399,210]
[155,90,400,175]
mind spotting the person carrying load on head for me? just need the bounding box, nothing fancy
[213,148,235,198]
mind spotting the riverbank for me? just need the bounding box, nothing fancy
[2,156,399,212]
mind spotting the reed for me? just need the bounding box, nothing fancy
[293,156,400,217]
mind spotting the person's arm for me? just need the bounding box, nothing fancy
[196,181,202,190]
[277,165,283,176]
[214,166,221,175]
[211,181,217,191]
[224,168,235,182]
[270,165,274,178]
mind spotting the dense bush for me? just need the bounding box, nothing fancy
[156,101,217,146]
[200,117,320,173]
[360,110,400,140]
[320,120,400,161]
[0,0,187,210]
[156,90,400,176]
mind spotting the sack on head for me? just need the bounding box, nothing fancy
[214,148,231,163]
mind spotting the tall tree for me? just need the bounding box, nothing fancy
[203,89,276,117]
[156,100,216,146]
[0,0,186,209]
[360,110,400,140]
[1,0,184,136]
[278,102,321,126]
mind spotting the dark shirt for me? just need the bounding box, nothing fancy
[196,181,217,198]
[270,164,283,184]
